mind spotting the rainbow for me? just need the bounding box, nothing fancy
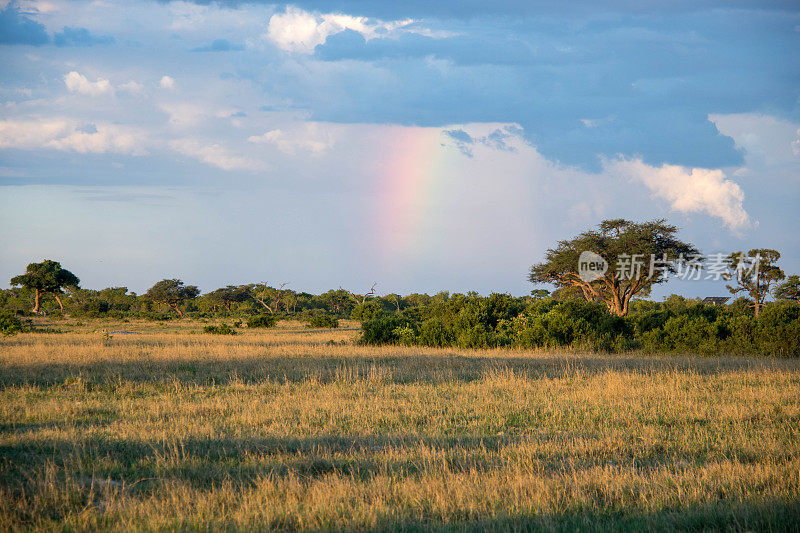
[373,125,454,261]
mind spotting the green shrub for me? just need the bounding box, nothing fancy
[350,300,385,321]
[644,315,718,354]
[247,314,277,328]
[309,314,339,328]
[203,323,237,335]
[418,318,452,347]
[0,311,24,336]
[756,302,800,357]
[361,314,409,344]
[392,325,417,345]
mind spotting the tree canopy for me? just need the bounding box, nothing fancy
[144,279,200,318]
[10,259,80,314]
[774,274,800,303]
[725,249,785,317]
[206,285,251,312]
[529,219,699,316]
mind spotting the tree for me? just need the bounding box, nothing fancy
[251,282,288,314]
[724,249,785,318]
[317,289,354,315]
[774,274,800,303]
[530,289,550,300]
[145,279,200,318]
[207,285,250,312]
[10,260,80,314]
[345,283,377,306]
[529,219,699,316]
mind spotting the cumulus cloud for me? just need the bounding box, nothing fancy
[0,119,70,149]
[118,81,145,95]
[0,119,258,170]
[266,6,413,53]
[160,75,176,89]
[607,157,750,231]
[247,124,335,155]
[710,113,800,164]
[159,102,205,127]
[47,125,144,154]
[170,139,264,171]
[63,71,113,96]
[0,119,146,155]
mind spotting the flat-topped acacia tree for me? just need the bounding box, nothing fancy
[725,249,785,317]
[206,285,250,312]
[529,219,700,316]
[145,279,200,318]
[10,260,80,314]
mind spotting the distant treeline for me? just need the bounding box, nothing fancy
[4,218,800,354]
[1,283,798,356]
[0,283,371,321]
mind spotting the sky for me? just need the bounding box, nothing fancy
[0,0,798,297]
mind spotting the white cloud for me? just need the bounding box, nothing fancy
[607,157,750,231]
[247,123,336,155]
[710,113,800,164]
[170,138,264,171]
[159,102,205,127]
[266,6,413,53]
[0,119,146,155]
[160,76,176,89]
[119,81,145,96]
[64,71,113,96]
[47,125,145,155]
[0,119,70,149]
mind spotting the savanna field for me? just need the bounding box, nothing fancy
[1,319,799,531]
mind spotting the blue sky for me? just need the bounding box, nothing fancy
[0,0,798,297]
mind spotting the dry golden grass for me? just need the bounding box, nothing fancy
[1,319,799,531]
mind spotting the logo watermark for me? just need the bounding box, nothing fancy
[578,251,608,282]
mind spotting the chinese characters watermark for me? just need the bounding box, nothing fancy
[576,251,761,282]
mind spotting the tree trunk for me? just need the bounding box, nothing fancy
[54,294,65,313]
[256,299,275,314]
[169,303,184,318]
[33,289,41,314]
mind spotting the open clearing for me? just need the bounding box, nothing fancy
[1,320,799,531]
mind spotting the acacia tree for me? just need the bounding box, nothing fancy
[529,219,699,316]
[10,260,80,314]
[725,249,785,317]
[145,279,200,318]
[774,274,800,303]
[251,282,288,314]
[207,285,250,312]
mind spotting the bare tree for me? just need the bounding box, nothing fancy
[346,283,377,306]
[253,282,288,314]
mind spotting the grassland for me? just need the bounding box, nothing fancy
[1,319,799,531]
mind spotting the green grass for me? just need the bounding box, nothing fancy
[1,319,799,531]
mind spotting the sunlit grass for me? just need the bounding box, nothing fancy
[1,319,798,530]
